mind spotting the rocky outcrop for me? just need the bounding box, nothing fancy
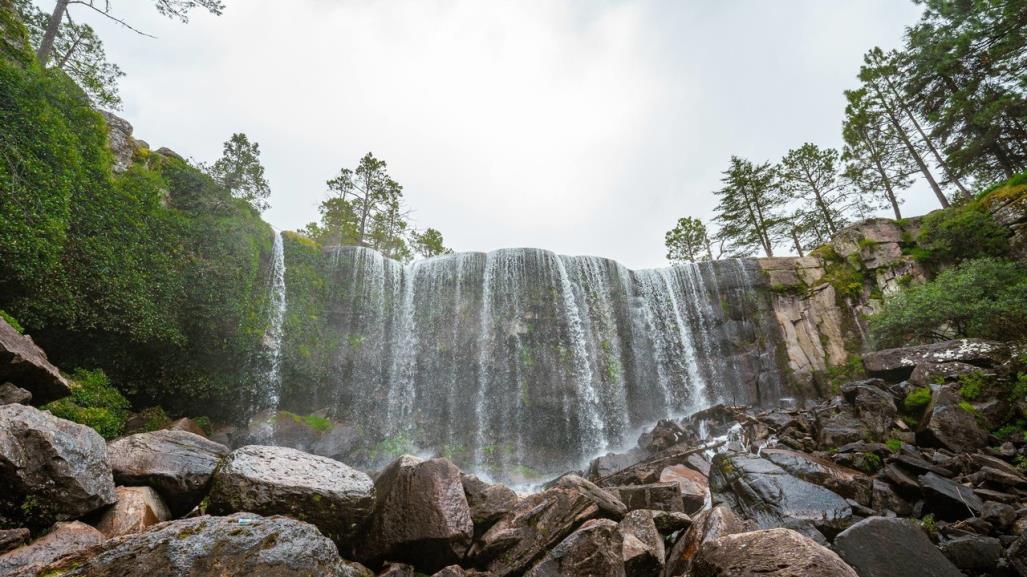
[18,513,371,577]
[100,111,136,173]
[834,517,962,577]
[95,486,172,538]
[0,404,116,528]
[357,455,472,573]
[107,429,229,516]
[208,445,374,546]
[0,521,105,574]
[0,318,71,405]
[862,339,1009,382]
[691,528,858,577]
[524,518,625,577]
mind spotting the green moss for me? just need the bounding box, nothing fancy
[303,414,332,432]
[915,200,1009,267]
[903,387,932,414]
[44,368,129,439]
[885,438,902,452]
[860,453,882,474]
[958,372,987,400]
[139,406,171,432]
[0,309,23,333]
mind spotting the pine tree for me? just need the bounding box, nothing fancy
[664,217,713,264]
[712,157,786,258]
[778,143,852,237]
[203,133,271,213]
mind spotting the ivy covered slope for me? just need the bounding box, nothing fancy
[0,7,274,420]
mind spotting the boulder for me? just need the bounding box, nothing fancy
[863,339,1009,381]
[165,417,207,437]
[691,528,857,577]
[619,510,663,577]
[524,519,625,577]
[99,110,136,173]
[310,422,360,462]
[553,475,627,519]
[461,473,519,530]
[588,449,647,480]
[378,562,415,577]
[0,404,116,528]
[19,513,372,577]
[472,475,619,577]
[871,479,913,516]
[816,409,870,448]
[651,510,692,534]
[909,361,981,386]
[0,319,71,404]
[0,383,31,405]
[709,453,852,534]
[664,505,749,577]
[0,528,29,555]
[761,448,871,505]
[659,465,707,513]
[609,482,683,513]
[209,445,374,546]
[834,517,962,577]
[107,429,229,516]
[918,471,984,521]
[94,486,172,538]
[916,385,987,453]
[938,534,1003,574]
[842,381,897,437]
[430,567,491,577]
[358,455,472,573]
[638,419,686,453]
[0,521,104,574]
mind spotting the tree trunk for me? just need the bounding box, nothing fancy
[790,228,804,257]
[860,129,903,220]
[872,83,949,208]
[36,0,70,65]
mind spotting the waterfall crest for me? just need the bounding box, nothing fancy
[277,245,785,482]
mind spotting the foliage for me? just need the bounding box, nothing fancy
[860,452,883,474]
[665,216,715,264]
[958,371,986,401]
[885,438,903,452]
[0,309,23,333]
[44,368,130,439]
[138,406,171,432]
[201,133,271,212]
[870,258,1027,347]
[410,227,452,259]
[826,354,865,393]
[904,386,933,414]
[778,143,852,237]
[915,201,1009,266]
[712,156,787,257]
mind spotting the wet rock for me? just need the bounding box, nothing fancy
[982,500,1017,531]
[917,385,987,453]
[843,381,897,437]
[472,477,613,577]
[651,510,692,534]
[609,482,683,513]
[691,528,857,577]
[358,455,472,573]
[209,445,374,546]
[659,465,707,513]
[918,472,984,521]
[165,417,207,437]
[938,534,1002,574]
[524,519,625,577]
[761,448,871,505]
[664,505,749,577]
[461,473,519,531]
[0,318,71,405]
[871,479,913,516]
[638,419,686,453]
[816,409,869,447]
[554,475,626,519]
[619,510,663,577]
[0,404,116,528]
[107,429,229,516]
[310,422,360,462]
[21,513,370,577]
[834,517,962,577]
[0,521,104,574]
[0,529,29,555]
[709,453,852,534]
[0,383,31,405]
[95,486,172,538]
[863,339,1009,382]
[1007,532,1027,576]
[588,449,647,480]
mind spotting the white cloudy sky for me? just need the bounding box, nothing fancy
[38,0,931,269]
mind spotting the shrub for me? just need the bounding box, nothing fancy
[869,258,1027,347]
[904,387,933,414]
[959,372,987,401]
[860,453,883,474]
[44,369,130,439]
[138,406,171,432]
[915,201,1009,267]
[885,438,903,452]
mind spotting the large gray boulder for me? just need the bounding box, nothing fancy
[918,471,984,521]
[208,445,374,546]
[709,453,852,534]
[0,522,105,575]
[916,385,988,453]
[461,473,519,531]
[357,455,472,573]
[0,318,71,405]
[107,429,229,516]
[95,486,172,538]
[691,528,858,577]
[0,404,116,528]
[472,475,621,577]
[524,519,625,577]
[99,110,136,173]
[15,513,372,577]
[761,448,871,505]
[863,339,1009,381]
[833,517,962,577]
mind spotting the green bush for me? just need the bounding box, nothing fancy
[870,258,1027,347]
[885,438,902,452]
[903,387,933,414]
[959,372,987,401]
[915,201,1009,267]
[138,406,171,432]
[44,369,130,439]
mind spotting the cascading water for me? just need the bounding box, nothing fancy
[255,230,288,413]
[275,245,786,482]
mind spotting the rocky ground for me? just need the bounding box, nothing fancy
[3,314,1027,576]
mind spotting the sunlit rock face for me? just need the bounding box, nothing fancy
[277,246,787,481]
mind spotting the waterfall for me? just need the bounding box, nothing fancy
[256,230,287,413]
[277,246,785,482]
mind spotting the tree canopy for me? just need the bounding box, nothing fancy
[202,133,272,213]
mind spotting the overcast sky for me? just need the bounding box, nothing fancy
[38,0,931,269]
